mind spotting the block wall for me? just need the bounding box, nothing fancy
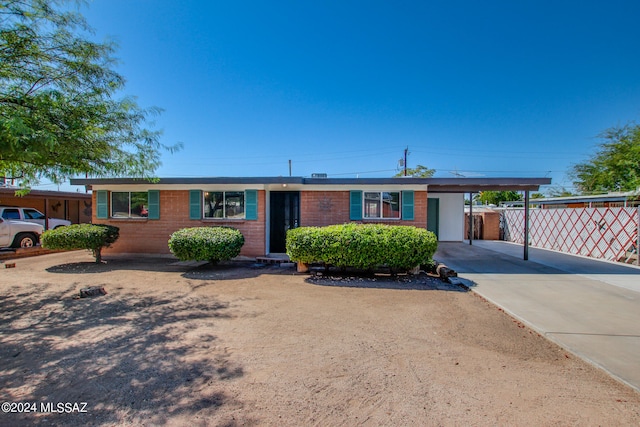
[481,211,501,240]
[464,211,501,240]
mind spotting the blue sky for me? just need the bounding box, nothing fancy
[39,0,640,193]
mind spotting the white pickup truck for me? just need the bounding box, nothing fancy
[0,206,71,229]
[0,217,44,248]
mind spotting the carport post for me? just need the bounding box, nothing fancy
[468,192,473,246]
[524,190,530,261]
[44,198,50,231]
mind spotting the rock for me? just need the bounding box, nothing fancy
[436,264,458,280]
[79,286,107,298]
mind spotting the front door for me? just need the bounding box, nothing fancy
[269,192,300,253]
[427,198,440,239]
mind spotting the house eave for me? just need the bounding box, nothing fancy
[70,176,551,192]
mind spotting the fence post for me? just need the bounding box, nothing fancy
[469,192,473,246]
[524,191,530,260]
[637,206,639,266]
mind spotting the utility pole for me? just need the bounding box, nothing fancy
[403,147,408,176]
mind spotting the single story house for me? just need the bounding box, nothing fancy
[70,177,550,257]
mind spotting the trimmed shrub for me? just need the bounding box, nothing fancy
[41,224,120,263]
[286,223,437,271]
[168,226,245,263]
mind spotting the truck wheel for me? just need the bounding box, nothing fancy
[12,233,37,249]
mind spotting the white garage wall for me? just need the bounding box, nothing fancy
[429,193,464,241]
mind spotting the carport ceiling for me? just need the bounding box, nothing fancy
[425,178,551,193]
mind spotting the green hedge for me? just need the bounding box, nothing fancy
[41,224,120,263]
[286,223,437,271]
[168,226,245,263]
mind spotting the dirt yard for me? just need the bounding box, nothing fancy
[1,251,639,426]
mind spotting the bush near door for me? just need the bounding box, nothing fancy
[286,223,437,272]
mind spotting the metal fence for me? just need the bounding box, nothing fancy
[501,207,640,264]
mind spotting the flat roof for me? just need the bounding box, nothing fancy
[70,176,551,193]
[0,187,92,200]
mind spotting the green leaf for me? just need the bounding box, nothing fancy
[0,0,181,191]
[286,224,437,271]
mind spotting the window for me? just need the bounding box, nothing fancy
[111,192,149,218]
[23,209,45,220]
[363,191,400,219]
[1,208,20,220]
[203,191,245,219]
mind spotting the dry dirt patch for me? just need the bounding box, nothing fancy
[0,251,639,426]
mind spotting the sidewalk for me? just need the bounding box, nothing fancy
[435,240,640,392]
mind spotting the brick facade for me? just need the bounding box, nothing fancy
[94,188,428,258]
[300,190,427,228]
[95,190,267,257]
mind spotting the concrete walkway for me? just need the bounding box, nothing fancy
[435,240,640,392]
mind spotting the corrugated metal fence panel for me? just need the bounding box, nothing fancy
[502,207,639,261]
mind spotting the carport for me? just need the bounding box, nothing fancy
[425,178,551,260]
[0,187,92,228]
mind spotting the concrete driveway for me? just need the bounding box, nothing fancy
[435,240,640,392]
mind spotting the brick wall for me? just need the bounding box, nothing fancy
[94,190,267,257]
[93,189,429,258]
[300,191,350,226]
[300,190,428,228]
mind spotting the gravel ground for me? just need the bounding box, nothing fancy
[1,251,639,426]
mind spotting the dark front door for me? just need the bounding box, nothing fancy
[270,192,300,253]
[427,198,440,239]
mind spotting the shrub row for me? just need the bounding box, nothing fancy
[168,226,245,263]
[43,225,245,264]
[286,223,437,271]
[43,223,437,271]
[42,224,120,263]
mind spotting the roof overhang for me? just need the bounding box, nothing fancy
[70,176,551,192]
[0,187,92,200]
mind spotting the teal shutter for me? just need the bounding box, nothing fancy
[402,190,414,220]
[350,191,362,220]
[96,190,108,219]
[147,190,160,219]
[245,190,258,220]
[189,190,202,219]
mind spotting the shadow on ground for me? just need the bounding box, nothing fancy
[46,257,295,282]
[46,256,195,275]
[306,271,469,291]
[0,284,246,426]
[44,256,469,291]
[181,262,296,281]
